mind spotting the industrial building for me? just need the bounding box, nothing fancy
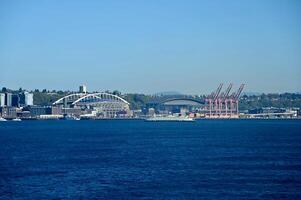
[145,84,245,118]
[0,93,5,107]
[5,93,12,106]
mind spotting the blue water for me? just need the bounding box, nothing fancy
[0,120,301,199]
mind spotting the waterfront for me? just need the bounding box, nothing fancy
[1,120,301,199]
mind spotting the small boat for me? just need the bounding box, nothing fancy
[62,114,80,120]
[0,117,7,122]
[145,116,195,122]
[12,118,22,121]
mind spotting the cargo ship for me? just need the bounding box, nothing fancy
[145,116,195,122]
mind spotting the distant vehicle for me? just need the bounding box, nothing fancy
[0,117,7,122]
[145,116,195,122]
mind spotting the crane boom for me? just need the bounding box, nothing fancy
[234,84,245,99]
[213,84,223,100]
[213,83,223,101]
[223,83,233,99]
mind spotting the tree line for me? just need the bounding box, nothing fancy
[2,87,301,110]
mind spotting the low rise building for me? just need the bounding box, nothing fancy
[17,111,31,118]
[0,107,18,118]
[61,108,82,116]
[21,106,61,117]
[25,106,48,117]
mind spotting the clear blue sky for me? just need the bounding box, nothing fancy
[0,0,300,94]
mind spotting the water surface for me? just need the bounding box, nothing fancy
[0,120,301,199]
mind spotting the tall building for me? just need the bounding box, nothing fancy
[5,93,12,106]
[12,94,20,107]
[0,93,5,107]
[24,92,33,106]
[79,85,87,93]
[20,92,34,106]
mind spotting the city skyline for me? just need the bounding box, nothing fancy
[1,0,300,94]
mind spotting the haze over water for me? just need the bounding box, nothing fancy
[1,120,301,199]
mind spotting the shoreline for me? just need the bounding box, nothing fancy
[1,117,301,121]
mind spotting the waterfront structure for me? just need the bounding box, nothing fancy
[205,84,245,118]
[38,114,63,120]
[0,93,5,107]
[146,98,204,115]
[244,107,298,119]
[24,106,48,117]
[24,106,45,117]
[17,111,31,118]
[23,106,61,117]
[146,84,244,118]
[53,92,130,118]
[145,115,195,122]
[148,108,155,117]
[61,107,82,116]
[0,107,18,118]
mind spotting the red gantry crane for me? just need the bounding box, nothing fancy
[234,84,245,115]
[206,83,245,118]
[206,84,223,117]
[214,84,223,116]
[229,84,245,116]
[220,83,233,116]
